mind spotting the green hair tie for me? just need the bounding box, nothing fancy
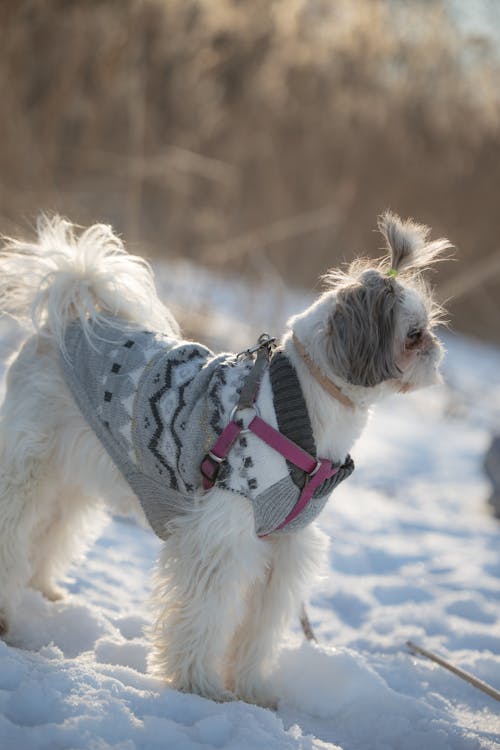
[388,268,398,278]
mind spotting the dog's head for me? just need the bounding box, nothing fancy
[291,212,451,397]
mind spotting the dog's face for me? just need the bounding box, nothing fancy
[393,284,444,391]
[325,271,444,393]
[293,212,450,398]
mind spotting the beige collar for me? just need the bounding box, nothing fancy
[292,333,355,410]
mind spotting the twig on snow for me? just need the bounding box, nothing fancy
[407,640,500,703]
[300,603,317,643]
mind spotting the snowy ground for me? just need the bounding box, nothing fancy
[0,261,499,750]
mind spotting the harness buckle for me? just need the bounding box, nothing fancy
[207,450,226,465]
[308,459,322,478]
[236,333,276,360]
[200,451,226,484]
[229,403,260,434]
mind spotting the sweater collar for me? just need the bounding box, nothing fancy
[269,350,355,490]
[270,350,316,460]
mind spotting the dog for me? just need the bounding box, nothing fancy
[0,212,450,706]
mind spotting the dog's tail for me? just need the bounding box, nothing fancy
[0,215,180,349]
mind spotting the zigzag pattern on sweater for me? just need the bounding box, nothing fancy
[60,317,354,539]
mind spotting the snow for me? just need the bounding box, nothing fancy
[1,262,500,750]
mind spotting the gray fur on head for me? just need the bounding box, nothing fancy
[321,212,451,388]
[327,269,401,387]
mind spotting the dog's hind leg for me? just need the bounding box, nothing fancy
[149,489,270,703]
[28,479,104,602]
[226,522,329,707]
[0,456,54,635]
[0,440,105,635]
[0,339,83,635]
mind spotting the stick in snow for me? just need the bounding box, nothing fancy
[300,603,317,642]
[407,640,500,703]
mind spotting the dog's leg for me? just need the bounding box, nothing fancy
[0,457,52,635]
[28,479,103,602]
[0,343,108,635]
[149,489,271,702]
[227,522,329,707]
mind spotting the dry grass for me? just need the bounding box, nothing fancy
[1,0,500,340]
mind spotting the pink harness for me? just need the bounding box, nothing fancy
[200,335,339,537]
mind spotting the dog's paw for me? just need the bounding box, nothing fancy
[172,675,236,703]
[41,585,65,602]
[183,683,237,704]
[31,582,66,602]
[235,682,278,709]
[239,692,278,710]
[204,687,237,704]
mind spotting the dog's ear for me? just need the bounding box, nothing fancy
[326,270,401,387]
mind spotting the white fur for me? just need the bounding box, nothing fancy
[0,216,444,706]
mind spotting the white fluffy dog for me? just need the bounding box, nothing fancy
[0,213,450,706]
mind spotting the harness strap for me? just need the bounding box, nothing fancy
[201,413,338,532]
[200,420,242,490]
[266,458,336,535]
[247,415,320,475]
[200,333,341,535]
[237,344,270,408]
[201,336,274,490]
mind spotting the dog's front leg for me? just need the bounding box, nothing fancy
[227,522,329,707]
[149,490,270,702]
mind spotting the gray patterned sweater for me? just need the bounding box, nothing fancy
[60,317,354,539]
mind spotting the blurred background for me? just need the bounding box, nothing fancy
[1,0,500,342]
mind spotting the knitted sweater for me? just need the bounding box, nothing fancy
[60,317,354,539]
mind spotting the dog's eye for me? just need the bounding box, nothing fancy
[407,328,422,340]
[406,328,423,348]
